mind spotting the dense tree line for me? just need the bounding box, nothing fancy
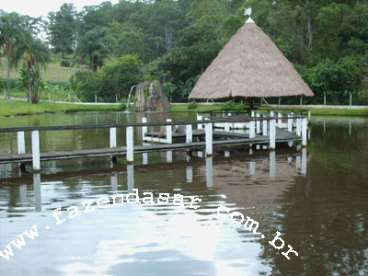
[1,0,368,103]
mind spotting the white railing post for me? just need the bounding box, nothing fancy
[142,117,148,139]
[186,124,193,143]
[142,152,148,165]
[205,122,213,156]
[269,117,276,150]
[302,117,308,147]
[31,130,40,171]
[262,115,268,137]
[269,151,276,177]
[126,126,134,163]
[296,117,302,136]
[197,114,204,130]
[277,112,283,128]
[256,113,261,134]
[249,119,256,139]
[17,131,26,155]
[166,119,173,144]
[301,148,307,176]
[288,113,293,133]
[109,127,117,148]
[224,122,231,132]
[166,151,173,163]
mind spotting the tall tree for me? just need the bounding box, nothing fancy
[19,34,50,103]
[0,12,27,98]
[48,4,78,58]
[76,27,114,72]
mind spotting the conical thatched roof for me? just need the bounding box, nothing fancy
[189,18,314,99]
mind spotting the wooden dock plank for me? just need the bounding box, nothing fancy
[0,130,301,165]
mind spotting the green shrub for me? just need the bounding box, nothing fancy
[187,102,198,110]
[222,101,246,112]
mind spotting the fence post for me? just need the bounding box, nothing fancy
[302,118,308,147]
[31,130,41,171]
[109,128,117,148]
[186,124,193,143]
[142,117,148,139]
[126,126,134,163]
[166,119,173,144]
[17,131,26,155]
[269,117,276,150]
[205,122,213,156]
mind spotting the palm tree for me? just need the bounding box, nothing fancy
[0,12,27,99]
[19,34,50,103]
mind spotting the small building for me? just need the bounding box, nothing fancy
[189,17,314,103]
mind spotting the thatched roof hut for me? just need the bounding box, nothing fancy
[189,18,314,100]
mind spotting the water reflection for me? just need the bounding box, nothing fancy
[33,173,42,212]
[0,115,367,275]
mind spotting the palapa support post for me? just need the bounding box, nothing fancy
[269,117,276,150]
[205,122,213,156]
[31,130,41,172]
[142,117,148,140]
[166,119,173,144]
[126,126,134,163]
[302,118,308,147]
[186,124,193,143]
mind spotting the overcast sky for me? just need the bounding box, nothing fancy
[1,0,119,18]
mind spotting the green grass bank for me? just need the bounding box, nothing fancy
[0,99,123,117]
[171,103,368,116]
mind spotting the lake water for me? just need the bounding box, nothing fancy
[0,112,367,275]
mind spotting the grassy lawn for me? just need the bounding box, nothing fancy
[262,105,368,116]
[171,103,368,116]
[0,99,123,117]
[0,58,77,83]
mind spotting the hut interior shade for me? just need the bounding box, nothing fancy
[189,19,314,100]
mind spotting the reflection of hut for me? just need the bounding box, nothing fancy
[189,18,314,105]
[199,153,303,210]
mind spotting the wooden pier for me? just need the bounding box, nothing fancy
[0,111,309,172]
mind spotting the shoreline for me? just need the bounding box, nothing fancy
[1,99,368,117]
